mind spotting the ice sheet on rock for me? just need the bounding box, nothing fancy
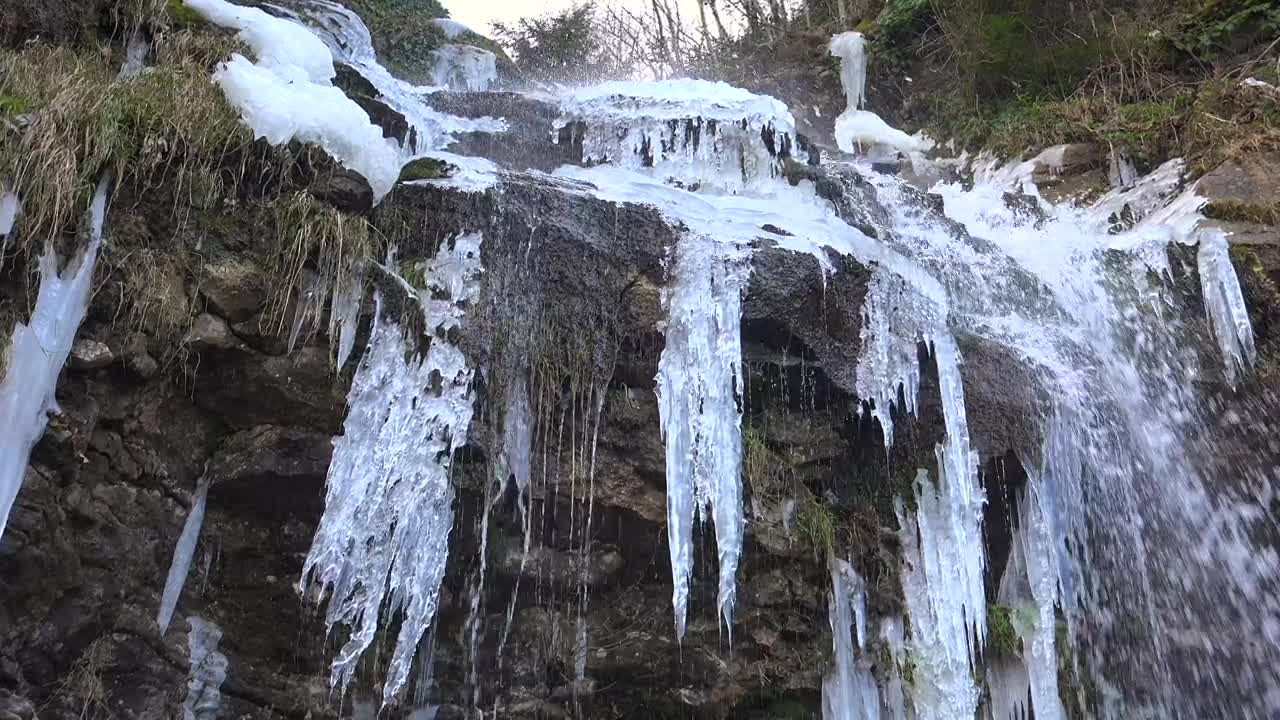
[878,617,912,720]
[183,617,229,720]
[117,28,150,80]
[432,18,472,39]
[656,233,751,639]
[822,558,880,720]
[158,474,212,634]
[282,0,507,152]
[212,54,401,198]
[1107,147,1139,190]
[557,79,796,190]
[186,0,336,83]
[0,174,110,540]
[431,45,497,92]
[300,233,483,705]
[553,166,946,306]
[404,152,500,193]
[829,32,868,111]
[835,110,924,155]
[1197,227,1256,387]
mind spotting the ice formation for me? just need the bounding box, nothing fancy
[0,188,18,245]
[656,234,752,639]
[300,233,483,705]
[896,333,989,720]
[432,18,472,39]
[0,174,110,541]
[185,0,402,199]
[183,617,229,720]
[828,31,920,155]
[835,110,927,155]
[283,0,507,152]
[822,559,881,720]
[829,32,868,111]
[1197,227,1256,387]
[157,474,212,634]
[430,45,498,92]
[557,79,796,190]
[185,0,336,83]
[1013,483,1066,720]
[329,267,364,372]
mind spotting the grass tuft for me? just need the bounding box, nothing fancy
[0,30,252,253]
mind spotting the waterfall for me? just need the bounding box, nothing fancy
[822,559,881,720]
[299,234,484,704]
[156,4,1274,713]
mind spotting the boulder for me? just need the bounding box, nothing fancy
[199,257,268,323]
[309,166,374,214]
[184,312,240,352]
[68,339,113,370]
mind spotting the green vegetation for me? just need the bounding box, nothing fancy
[398,156,453,182]
[794,494,836,559]
[987,604,1021,657]
[0,31,251,249]
[164,0,206,28]
[0,93,27,116]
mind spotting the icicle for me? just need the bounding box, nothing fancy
[1016,481,1066,720]
[822,558,881,720]
[1107,147,1139,190]
[157,473,212,634]
[330,266,364,372]
[0,187,18,259]
[182,617,229,720]
[1196,227,1256,388]
[494,371,534,675]
[0,173,110,540]
[656,235,751,640]
[878,617,911,720]
[829,32,868,112]
[896,468,983,720]
[828,32,922,154]
[556,80,796,192]
[117,28,149,80]
[299,233,483,705]
[854,273,933,446]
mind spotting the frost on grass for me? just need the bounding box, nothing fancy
[300,233,483,706]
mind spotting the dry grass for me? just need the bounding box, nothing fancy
[0,29,251,253]
[266,191,373,344]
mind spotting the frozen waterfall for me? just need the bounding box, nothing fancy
[822,559,880,720]
[300,233,484,705]
[657,234,751,639]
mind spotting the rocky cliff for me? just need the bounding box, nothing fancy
[2,3,1279,720]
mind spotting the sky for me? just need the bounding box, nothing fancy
[444,0,703,36]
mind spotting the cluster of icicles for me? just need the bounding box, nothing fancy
[1,2,1271,718]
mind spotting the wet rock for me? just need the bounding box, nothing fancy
[333,63,378,99]
[68,339,113,370]
[1199,152,1280,248]
[351,94,414,150]
[122,333,158,379]
[209,425,332,517]
[184,312,239,352]
[426,91,582,171]
[199,258,267,323]
[310,167,373,214]
[192,346,345,432]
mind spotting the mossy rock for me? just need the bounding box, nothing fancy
[0,94,28,116]
[165,0,205,27]
[398,157,453,182]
